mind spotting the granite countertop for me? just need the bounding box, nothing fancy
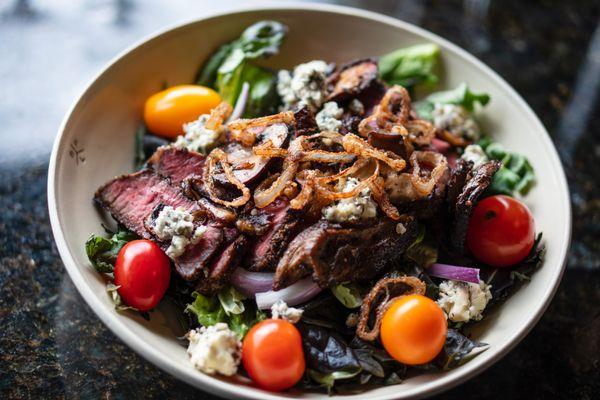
[0,0,598,398]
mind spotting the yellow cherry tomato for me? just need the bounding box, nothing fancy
[143,85,221,139]
[380,294,447,365]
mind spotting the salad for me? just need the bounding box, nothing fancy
[86,21,543,393]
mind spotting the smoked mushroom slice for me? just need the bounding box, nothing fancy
[356,276,426,342]
[326,58,380,103]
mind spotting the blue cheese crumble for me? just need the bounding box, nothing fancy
[277,60,329,112]
[322,178,377,223]
[432,103,481,141]
[315,101,343,132]
[186,323,241,376]
[461,144,489,169]
[153,206,206,258]
[174,114,224,154]
[437,280,492,322]
[271,300,303,323]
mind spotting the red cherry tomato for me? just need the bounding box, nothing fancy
[114,240,171,311]
[466,195,535,267]
[380,294,447,365]
[242,319,305,391]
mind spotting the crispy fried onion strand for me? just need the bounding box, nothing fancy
[203,148,251,208]
[356,276,426,341]
[228,111,294,147]
[369,174,401,221]
[436,128,469,147]
[342,134,406,172]
[409,151,448,197]
[204,102,233,131]
[253,132,355,164]
[405,119,435,146]
[253,136,303,208]
[358,85,411,137]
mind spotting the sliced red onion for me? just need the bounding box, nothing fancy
[228,82,250,121]
[427,263,481,284]
[255,278,322,310]
[230,268,274,296]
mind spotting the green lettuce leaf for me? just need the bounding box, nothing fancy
[478,139,536,196]
[186,289,265,338]
[331,283,362,309]
[85,229,137,273]
[404,226,438,268]
[378,43,440,88]
[414,83,490,120]
[197,21,286,116]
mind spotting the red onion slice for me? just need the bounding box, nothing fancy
[255,278,322,310]
[430,138,451,153]
[230,268,274,296]
[228,82,250,121]
[427,263,481,284]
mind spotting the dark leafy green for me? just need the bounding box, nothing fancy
[487,233,545,306]
[478,138,536,196]
[85,229,137,273]
[197,20,287,117]
[403,225,438,268]
[438,329,488,370]
[378,43,440,88]
[185,290,265,339]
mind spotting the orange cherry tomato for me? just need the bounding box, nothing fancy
[242,319,305,391]
[380,294,447,365]
[143,85,221,139]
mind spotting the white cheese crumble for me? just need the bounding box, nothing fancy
[153,206,206,258]
[186,323,241,376]
[270,300,303,324]
[432,103,481,141]
[437,280,492,323]
[277,60,329,112]
[174,114,224,154]
[461,144,489,169]
[315,101,343,132]
[349,99,365,115]
[322,178,378,223]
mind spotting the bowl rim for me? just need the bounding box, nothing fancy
[48,2,572,399]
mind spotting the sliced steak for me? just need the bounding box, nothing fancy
[95,168,228,282]
[195,235,249,295]
[326,58,380,103]
[273,216,418,290]
[448,160,501,252]
[94,169,199,238]
[147,147,205,187]
[243,198,304,272]
[293,107,318,136]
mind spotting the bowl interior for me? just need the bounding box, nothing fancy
[49,5,570,400]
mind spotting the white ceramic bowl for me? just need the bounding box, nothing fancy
[48,3,571,399]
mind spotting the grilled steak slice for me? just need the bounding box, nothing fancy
[195,235,249,295]
[147,147,205,186]
[293,107,318,136]
[326,58,380,103]
[273,216,418,290]
[448,160,501,252]
[244,198,304,272]
[95,168,229,282]
[94,169,199,238]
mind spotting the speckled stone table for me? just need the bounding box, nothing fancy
[1,0,599,399]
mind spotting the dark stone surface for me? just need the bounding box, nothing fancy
[0,0,598,399]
